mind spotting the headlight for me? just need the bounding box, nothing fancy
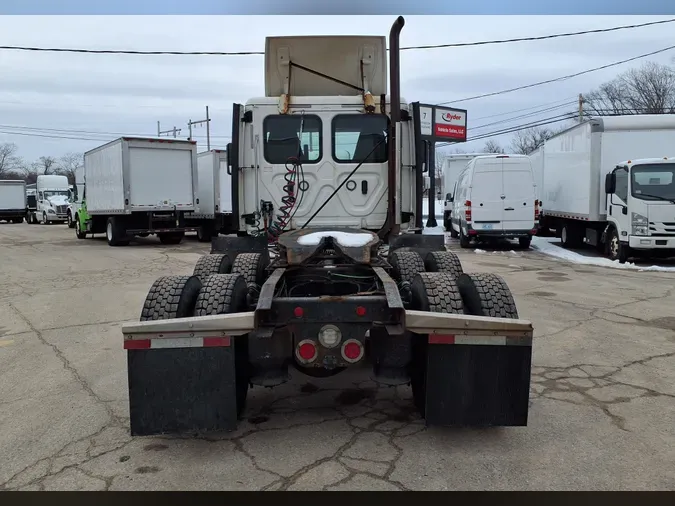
[47,209,56,214]
[631,212,648,236]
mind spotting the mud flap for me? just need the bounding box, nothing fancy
[423,341,532,427]
[127,346,239,436]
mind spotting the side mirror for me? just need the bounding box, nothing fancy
[303,144,309,161]
[605,173,616,194]
[446,193,453,202]
[622,207,628,215]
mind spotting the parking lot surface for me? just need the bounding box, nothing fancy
[1,222,674,491]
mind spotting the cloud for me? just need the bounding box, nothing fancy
[0,15,673,160]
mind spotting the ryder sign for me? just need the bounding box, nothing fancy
[411,103,468,144]
[434,109,467,140]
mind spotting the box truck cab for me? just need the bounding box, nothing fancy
[450,154,538,248]
[604,157,675,263]
[36,175,70,224]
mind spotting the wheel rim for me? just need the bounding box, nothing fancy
[67,215,71,226]
[76,219,80,235]
[610,235,619,258]
[43,213,47,223]
[107,222,113,241]
[562,227,567,244]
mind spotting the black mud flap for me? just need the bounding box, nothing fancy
[424,342,532,427]
[211,235,269,261]
[127,347,238,436]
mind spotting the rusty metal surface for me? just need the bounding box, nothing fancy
[278,227,380,265]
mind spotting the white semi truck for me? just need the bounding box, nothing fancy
[533,115,675,263]
[67,164,85,228]
[30,175,70,224]
[120,18,535,437]
[0,180,27,223]
[77,137,199,246]
[184,149,234,241]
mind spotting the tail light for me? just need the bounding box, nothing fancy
[296,340,318,364]
[534,200,540,221]
[465,200,472,222]
[341,339,364,364]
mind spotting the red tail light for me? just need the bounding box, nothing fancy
[341,339,364,363]
[534,200,540,221]
[465,200,472,222]
[296,340,317,363]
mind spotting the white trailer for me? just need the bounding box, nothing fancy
[536,115,675,262]
[184,149,234,241]
[442,153,492,231]
[79,137,199,246]
[0,180,27,223]
[34,175,70,224]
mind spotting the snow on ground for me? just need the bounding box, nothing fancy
[531,236,675,272]
[421,197,445,236]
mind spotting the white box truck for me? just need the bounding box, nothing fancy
[442,153,493,232]
[77,137,199,246]
[184,149,234,241]
[535,115,675,263]
[35,174,70,224]
[0,180,27,223]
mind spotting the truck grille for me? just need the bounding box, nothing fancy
[648,222,675,236]
[56,205,67,214]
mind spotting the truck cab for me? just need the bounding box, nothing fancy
[228,35,416,237]
[604,156,675,262]
[36,175,70,224]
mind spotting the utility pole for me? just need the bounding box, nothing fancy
[578,93,584,122]
[157,121,181,138]
[187,106,212,150]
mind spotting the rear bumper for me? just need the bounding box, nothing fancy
[469,226,535,239]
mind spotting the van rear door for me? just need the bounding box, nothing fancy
[501,157,535,231]
[470,158,504,232]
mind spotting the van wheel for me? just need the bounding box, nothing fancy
[459,228,471,248]
[519,236,532,249]
[67,211,75,228]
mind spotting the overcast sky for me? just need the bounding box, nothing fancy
[1,15,674,162]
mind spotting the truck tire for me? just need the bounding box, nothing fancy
[193,254,232,280]
[106,217,130,247]
[606,226,629,264]
[518,236,532,249]
[409,272,466,416]
[42,212,48,225]
[67,211,75,228]
[140,275,203,321]
[230,252,269,301]
[424,251,463,279]
[196,226,213,243]
[75,215,87,239]
[389,250,426,304]
[459,227,471,248]
[194,273,250,415]
[158,232,184,245]
[456,273,519,319]
[449,224,459,239]
[13,217,23,224]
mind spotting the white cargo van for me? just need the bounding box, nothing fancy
[449,154,538,248]
[441,153,487,233]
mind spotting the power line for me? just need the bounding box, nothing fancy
[469,101,577,131]
[439,44,675,105]
[1,18,673,56]
[469,96,578,121]
[0,123,231,139]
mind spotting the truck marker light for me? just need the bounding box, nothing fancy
[296,340,318,363]
[124,339,151,349]
[341,339,364,363]
[318,325,341,348]
[294,306,304,318]
[356,306,367,316]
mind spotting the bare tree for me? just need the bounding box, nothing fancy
[0,142,23,177]
[32,156,58,175]
[482,140,505,154]
[510,124,570,155]
[58,152,83,184]
[584,61,675,116]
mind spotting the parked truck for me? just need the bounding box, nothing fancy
[0,180,27,223]
[75,137,199,246]
[441,153,491,235]
[120,17,534,437]
[32,175,70,224]
[25,184,37,224]
[67,164,85,228]
[184,149,234,241]
[534,115,675,263]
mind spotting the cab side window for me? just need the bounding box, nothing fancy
[614,168,628,202]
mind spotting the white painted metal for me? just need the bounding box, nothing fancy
[0,180,27,211]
